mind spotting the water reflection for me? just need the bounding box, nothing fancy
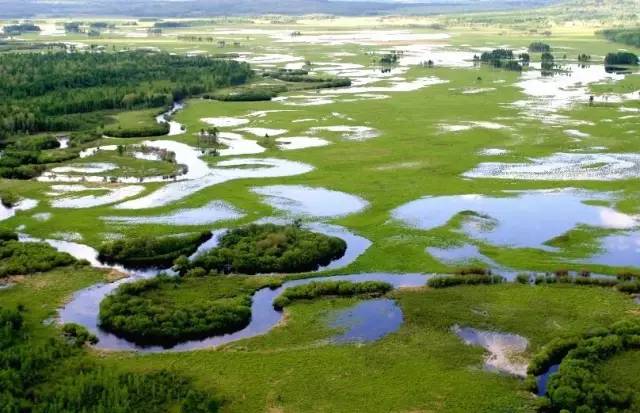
[330,298,403,343]
[393,189,637,249]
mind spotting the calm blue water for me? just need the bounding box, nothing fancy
[330,298,403,343]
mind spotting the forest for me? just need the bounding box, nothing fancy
[0,51,253,178]
[600,28,640,48]
[0,305,219,412]
[0,51,252,138]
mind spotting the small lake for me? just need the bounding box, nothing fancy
[60,272,427,352]
[329,298,403,343]
[393,189,636,250]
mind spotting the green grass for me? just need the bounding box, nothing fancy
[101,283,636,413]
[0,266,108,341]
[2,15,640,412]
[600,350,640,409]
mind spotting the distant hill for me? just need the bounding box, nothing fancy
[0,0,558,18]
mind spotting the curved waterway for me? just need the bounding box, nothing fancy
[18,225,384,352]
[61,271,427,352]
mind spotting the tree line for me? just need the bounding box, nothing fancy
[0,51,253,140]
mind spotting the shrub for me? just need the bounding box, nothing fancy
[0,228,18,242]
[616,280,640,294]
[0,240,76,277]
[204,88,281,102]
[604,51,638,66]
[273,280,392,309]
[0,191,19,208]
[535,274,557,284]
[61,323,98,346]
[8,134,60,151]
[103,121,170,138]
[98,231,212,268]
[617,271,639,281]
[530,319,640,412]
[99,276,252,346]
[188,224,347,275]
[528,336,580,376]
[529,41,551,52]
[427,274,504,289]
[599,28,640,48]
[454,266,490,275]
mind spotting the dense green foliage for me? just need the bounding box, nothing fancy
[0,228,18,242]
[273,280,392,309]
[0,305,219,412]
[0,146,78,179]
[153,21,189,28]
[515,272,619,288]
[427,273,505,288]
[478,49,523,71]
[265,68,351,86]
[600,28,640,48]
[604,51,638,66]
[188,224,347,275]
[0,51,252,140]
[2,23,40,35]
[99,275,252,346]
[540,51,555,72]
[540,319,640,412]
[528,336,580,376]
[61,322,99,346]
[528,41,551,52]
[0,191,19,208]
[103,119,170,138]
[4,134,60,151]
[0,239,78,277]
[98,231,212,268]
[204,87,280,101]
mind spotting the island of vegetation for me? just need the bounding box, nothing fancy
[97,231,212,268]
[183,223,347,275]
[99,274,280,347]
[0,230,81,277]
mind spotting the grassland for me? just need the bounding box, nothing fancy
[1,10,640,413]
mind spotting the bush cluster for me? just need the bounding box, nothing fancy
[537,319,640,412]
[188,224,347,275]
[428,274,504,288]
[273,280,392,309]
[98,231,212,268]
[477,49,523,71]
[99,275,252,346]
[103,120,170,138]
[204,87,282,101]
[600,28,640,48]
[604,51,639,66]
[0,239,78,278]
[528,41,551,52]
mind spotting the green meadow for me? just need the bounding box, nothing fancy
[2,9,640,412]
